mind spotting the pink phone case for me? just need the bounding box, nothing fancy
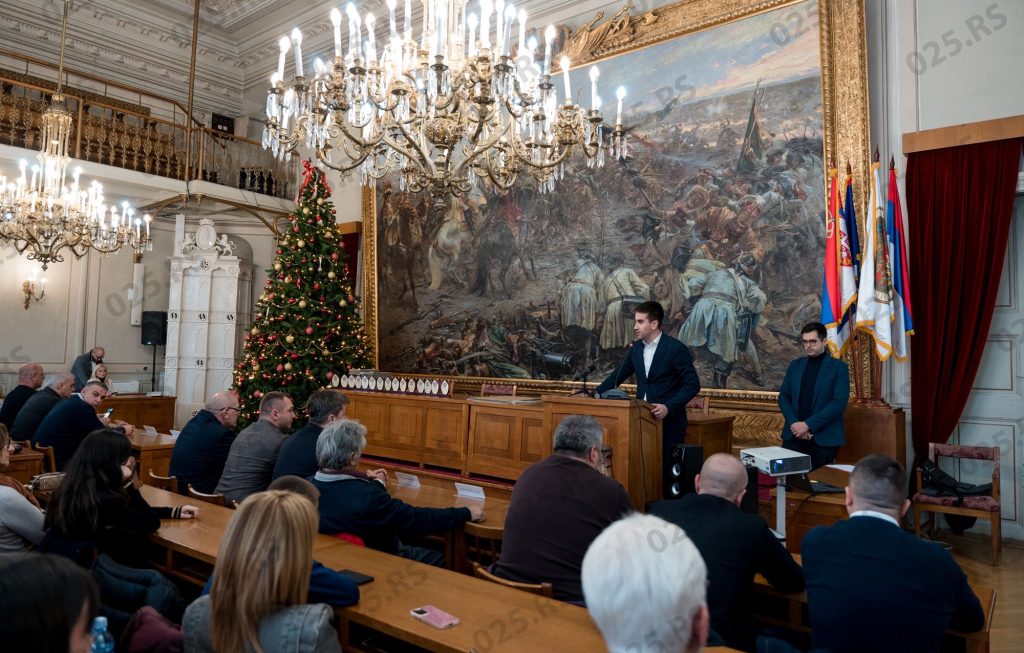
[410,605,460,629]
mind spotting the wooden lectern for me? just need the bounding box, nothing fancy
[542,395,663,510]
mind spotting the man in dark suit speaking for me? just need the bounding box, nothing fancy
[596,301,701,485]
[778,321,850,469]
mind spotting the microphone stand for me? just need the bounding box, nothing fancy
[574,367,595,398]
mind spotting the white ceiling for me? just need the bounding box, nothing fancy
[0,0,632,118]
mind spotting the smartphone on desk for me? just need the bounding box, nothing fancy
[338,569,374,585]
[411,605,460,629]
[103,408,114,420]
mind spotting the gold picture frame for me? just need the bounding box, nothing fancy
[360,0,870,423]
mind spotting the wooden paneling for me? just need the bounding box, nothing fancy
[902,114,1024,153]
[521,415,547,464]
[101,395,176,432]
[468,404,544,479]
[422,405,468,467]
[840,404,907,470]
[5,450,43,485]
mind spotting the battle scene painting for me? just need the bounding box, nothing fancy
[371,0,826,391]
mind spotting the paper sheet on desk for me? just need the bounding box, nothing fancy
[394,472,421,488]
[826,464,855,473]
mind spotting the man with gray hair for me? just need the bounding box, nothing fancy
[273,389,349,481]
[10,372,73,441]
[216,391,295,504]
[169,390,240,494]
[493,414,633,602]
[802,454,984,653]
[582,513,709,653]
[313,419,482,566]
[0,362,45,428]
[649,453,803,650]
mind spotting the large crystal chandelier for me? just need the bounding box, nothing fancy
[0,0,151,270]
[263,0,626,212]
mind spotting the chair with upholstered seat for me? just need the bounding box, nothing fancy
[471,561,553,597]
[912,443,1000,565]
[146,470,178,493]
[187,484,226,507]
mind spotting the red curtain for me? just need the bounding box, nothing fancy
[906,137,1022,463]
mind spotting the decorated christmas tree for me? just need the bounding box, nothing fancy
[233,161,372,423]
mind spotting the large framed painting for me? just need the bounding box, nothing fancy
[361,0,870,401]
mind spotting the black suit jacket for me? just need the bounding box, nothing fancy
[168,409,236,495]
[649,493,804,650]
[0,385,36,428]
[803,516,984,653]
[33,395,105,470]
[595,333,700,451]
[10,387,62,441]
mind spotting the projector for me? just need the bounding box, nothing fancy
[740,446,812,477]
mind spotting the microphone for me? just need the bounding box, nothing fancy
[598,346,633,400]
[573,362,597,381]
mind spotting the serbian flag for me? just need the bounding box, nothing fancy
[830,166,859,355]
[887,161,914,360]
[821,167,844,353]
[855,158,895,360]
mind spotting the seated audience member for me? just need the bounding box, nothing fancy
[10,372,74,441]
[183,490,342,653]
[41,429,198,566]
[34,381,135,470]
[169,390,239,494]
[0,425,45,552]
[582,514,709,653]
[313,419,482,566]
[649,453,804,651]
[0,552,100,653]
[216,391,295,505]
[802,454,985,653]
[0,362,44,428]
[201,475,359,607]
[493,414,634,602]
[273,389,349,481]
[87,364,110,391]
[71,346,104,392]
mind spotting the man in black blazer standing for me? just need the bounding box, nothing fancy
[649,453,803,651]
[596,301,701,486]
[802,454,984,653]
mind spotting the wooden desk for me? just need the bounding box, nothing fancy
[6,449,43,484]
[770,467,850,554]
[686,413,734,457]
[102,394,176,432]
[129,432,176,478]
[752,555,996,653]
[139,486,609,652]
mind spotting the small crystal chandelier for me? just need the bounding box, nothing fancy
[263,0,627,213]
[0,0,151,270]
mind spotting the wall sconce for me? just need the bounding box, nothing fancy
[22,274,45,310]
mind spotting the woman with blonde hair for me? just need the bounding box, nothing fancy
[182,490,341,653]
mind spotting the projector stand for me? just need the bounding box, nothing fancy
[775,477,787,541]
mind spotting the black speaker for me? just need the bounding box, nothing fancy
[665,444,703,499]
[141,311,167,346]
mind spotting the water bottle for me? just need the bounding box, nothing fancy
[90,616,115,653]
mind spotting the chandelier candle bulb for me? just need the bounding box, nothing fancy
[480,0,492,50]
[495,0,504,54]
[290,28,304,77]
[331,8,343,58]
[589,66,599,111]
[616,86,625,126]
[560,56,571,102]
[501,4,515,57]
[467,13,477,56]
[278,36,291,79]
[386,0,397,40]
[517,9,526,57]
[365,13,377,62]
[543,24,555,75]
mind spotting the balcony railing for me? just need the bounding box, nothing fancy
[0,62,295,200]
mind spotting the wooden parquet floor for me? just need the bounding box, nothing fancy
[946,533,1024,652]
